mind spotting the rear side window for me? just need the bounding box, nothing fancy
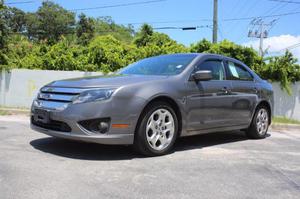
[227,62,253,81]
[196,60,225,80]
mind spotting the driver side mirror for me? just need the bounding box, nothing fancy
[192,70,212,81]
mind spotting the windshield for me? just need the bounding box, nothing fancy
[119,54,197,76]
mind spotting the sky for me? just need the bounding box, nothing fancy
[5,0,300,59]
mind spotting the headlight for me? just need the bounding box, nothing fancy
[73,88,115,104]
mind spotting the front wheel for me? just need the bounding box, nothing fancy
[134,101,178,156]
[246,107,270,139]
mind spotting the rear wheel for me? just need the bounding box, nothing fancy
[134,101,178,156]
[246,106,270,139]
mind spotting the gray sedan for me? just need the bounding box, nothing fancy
[31,53,274,156]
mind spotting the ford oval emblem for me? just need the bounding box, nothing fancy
[43,93,52,100]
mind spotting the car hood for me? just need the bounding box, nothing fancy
[47,74,169,88]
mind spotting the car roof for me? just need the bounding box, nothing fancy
[162,53,246,66]
[152,53,248,68]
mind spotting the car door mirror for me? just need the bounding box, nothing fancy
[192,70,212,81]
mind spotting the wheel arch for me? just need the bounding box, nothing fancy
[134,95,183,137]
[255,100,272,124]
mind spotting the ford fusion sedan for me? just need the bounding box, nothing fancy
[31,53,274,156]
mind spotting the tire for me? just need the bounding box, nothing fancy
[246,106,270,139]
[134,101,178,156]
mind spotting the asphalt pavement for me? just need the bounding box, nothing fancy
[0,115,300,199]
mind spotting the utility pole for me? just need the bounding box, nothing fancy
[259,22,264,57]
[213,0,218,43]
[248,18,277,56]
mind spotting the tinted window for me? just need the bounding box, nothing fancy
[119,54,197,76]
[196,60,225,80]
[227,62,253,81]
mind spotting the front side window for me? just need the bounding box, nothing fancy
[196,60,225,80]
[227,62,253,81]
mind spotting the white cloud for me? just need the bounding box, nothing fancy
[243,34,300,60]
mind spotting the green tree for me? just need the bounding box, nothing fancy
[94,16,134,43]
[0,0,8,49]
[6,34,41,68]
[88,35,133,72]
[190,39,262,70]
[260,51,300,94]
[190,39,212,52]
[0,0,3,9]
[76,13,95,45]
[0,1,299,95]
[40,37,89,70]
[0,0,8,67]
[134,24,153,47]
[26,1,75,43]
[141,32,188,57]
[134,24,188,57]
[2,6,26,33]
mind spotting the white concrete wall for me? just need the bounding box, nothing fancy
[0,69,102,108]
[272,82,300,120]
[0,69,299,120]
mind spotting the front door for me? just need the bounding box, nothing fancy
[186,59,236,132]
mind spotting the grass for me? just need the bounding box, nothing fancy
[0,110,11,116]
[0,106,29,115]
[273,116,300,125]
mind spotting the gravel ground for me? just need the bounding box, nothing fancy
[0,115,300,199]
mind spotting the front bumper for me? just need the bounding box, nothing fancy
[30,96,146,145]
[31,123,134,145]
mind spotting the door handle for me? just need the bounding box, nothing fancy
[253,87,258,93]
[220,87,229,94]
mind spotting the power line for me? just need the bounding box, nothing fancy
[4,0,300,25]
[5,0,300,23]
[269,0,300,4]
[219,0,242,33]
[266,0,293,18]
[5,1,34,5]
[69,0,167,12]
[4,0,168,11]
[243,0,261,16]
[217,24,224,40]
[222,10,300,21]
[7,24,211,35]
[121,9,300,26]
[121,19,211,25]
[229,0,261,42]
[265,1,284,15]
[248,18,278,56]
[278,42,300,51]
[153,25,212,30]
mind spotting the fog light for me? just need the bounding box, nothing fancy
[78,118,110,134]
[98,122,109,134]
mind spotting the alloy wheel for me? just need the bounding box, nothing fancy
[256,108,269,135]
[146,108,175,151]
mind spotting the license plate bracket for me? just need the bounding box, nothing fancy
[34,109,50,124]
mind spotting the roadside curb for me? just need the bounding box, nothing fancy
[270,123,300,131]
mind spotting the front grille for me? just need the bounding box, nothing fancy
[38,87,86,103]
[31,116,72,132]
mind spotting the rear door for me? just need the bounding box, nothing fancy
[225,61,258,125]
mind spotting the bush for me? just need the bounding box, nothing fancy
[1,18,299,94]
